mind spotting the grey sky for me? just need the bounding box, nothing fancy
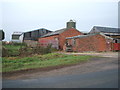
[1,0,118,41]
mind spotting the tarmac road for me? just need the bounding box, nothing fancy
[3,68,118,88]
[2,52,118,88]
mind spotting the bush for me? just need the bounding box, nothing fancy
[12,42,27,46]
[19,45,53,56]
[2,43,58,57]
[2,42,26,57]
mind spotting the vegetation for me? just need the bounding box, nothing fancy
[2,42,95,73]
[3,43,25,57]
[19,45,54,56]
[2,42,57,57]
[2,53,94,72]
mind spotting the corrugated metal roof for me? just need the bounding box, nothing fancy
[12,32,23,35]
[23,28,52,33]
[93,26,120,33]
[66,33,113,39]
[41,28,67,37]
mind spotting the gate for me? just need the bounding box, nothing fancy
[113,43,120,51]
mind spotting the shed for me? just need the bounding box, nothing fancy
[64,33,113,52]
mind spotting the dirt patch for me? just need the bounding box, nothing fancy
[64,52,118,58]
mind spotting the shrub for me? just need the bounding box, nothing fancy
[19,45,54,56]
[12,42,27,46]
[2,42,26,57]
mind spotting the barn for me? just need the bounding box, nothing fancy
[38,20,83,50]
[23,28,52,47]
[64,33,113,52]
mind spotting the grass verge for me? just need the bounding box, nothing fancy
[2,53,95,73]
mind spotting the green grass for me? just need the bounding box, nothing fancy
[2,53,94,72]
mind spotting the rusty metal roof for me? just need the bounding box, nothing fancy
[41,28,67,37]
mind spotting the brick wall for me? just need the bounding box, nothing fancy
[38,35,59,49]
[65,34,113,52]
[59,28,83,49]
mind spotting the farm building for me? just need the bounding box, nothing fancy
[38,20,83,50]
[23,28,52,47]
[64,33,113,52]
[12,32,23,42]
[89,26,120,43]
[89,26,120,51]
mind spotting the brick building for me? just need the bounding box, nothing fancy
[89,26,120,43]
[38,20,83,50]
[89,26,120,51]
[64,33,113,52]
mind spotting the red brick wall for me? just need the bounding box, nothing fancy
[66,34,113,52]
[38,35,59,49]
[59,28,83,49]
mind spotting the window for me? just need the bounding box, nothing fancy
[12,35,20,39]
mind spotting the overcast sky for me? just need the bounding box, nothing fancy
[0,0,119,41]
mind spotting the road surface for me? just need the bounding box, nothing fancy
[2,52,118,88]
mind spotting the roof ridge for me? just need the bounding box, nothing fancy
[40,28,67,38]
[94,26,120,29]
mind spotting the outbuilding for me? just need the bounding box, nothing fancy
[89,26,120,51]
[64,33,113,52]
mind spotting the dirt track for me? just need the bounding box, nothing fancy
[62,52,118,57]
[3,52,118,80]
